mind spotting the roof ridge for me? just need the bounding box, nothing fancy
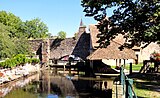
[111,40,123,46]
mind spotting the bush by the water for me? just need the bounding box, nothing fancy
[0,54,40,68]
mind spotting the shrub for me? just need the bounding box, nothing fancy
[0,54,40,68]
[31,58,40,64]
[150,52,160,61]
[0,62,5,68]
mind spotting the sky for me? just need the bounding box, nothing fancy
[0,0,113,37]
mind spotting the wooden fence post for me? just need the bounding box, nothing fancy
[130,63,132,75]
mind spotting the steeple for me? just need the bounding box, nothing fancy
[77,18,86,39]
[80,18,86,27]
[80,18,84,27]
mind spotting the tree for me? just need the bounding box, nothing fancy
[0,23,16,59]
[57,31,66,39]
[0,11,23,38]
[47,32,52,38]
[0,23,31,59]
[0,11,49,39]
[13,37,31,55]
[82,0,160,48]
[23,18,49,39]
[0,11,47,59]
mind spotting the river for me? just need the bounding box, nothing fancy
[0,70,114,98]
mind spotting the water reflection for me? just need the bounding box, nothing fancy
[1,70,114,98]
[38,70,78,97]
[0,74,39,98]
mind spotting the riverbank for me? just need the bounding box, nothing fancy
[0,63,40,85]
[128,73,160,98]
[0,72,39,97]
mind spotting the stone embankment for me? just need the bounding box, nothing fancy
[0,63,40,85]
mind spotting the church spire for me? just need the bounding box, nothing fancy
[80,18,84,27]
[80,18,86,27]
[77,18,86,39]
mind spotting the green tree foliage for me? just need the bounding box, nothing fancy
[13,37,31,55]
[0,23,16,59]
[23,18,49,39]
[0,11,23,38]
[57,31,66,39]
[82,0,160,48]
[0,11,49,59]
[0,11,49,39]
[0,23,30,60]
[0,11,31,59]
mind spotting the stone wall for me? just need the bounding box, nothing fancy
[29,39,51,63]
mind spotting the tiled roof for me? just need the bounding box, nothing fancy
[72,33,90,60]
[89,24,99,49]
[50,38,76,59]
[50,32,90,60]
[88,24,136,60]
[87,40,137,60]
[89,24,126,48]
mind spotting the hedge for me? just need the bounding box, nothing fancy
[0,54,40,68]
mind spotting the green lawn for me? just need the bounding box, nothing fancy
[111,63,143,71]
[124,63,143,71]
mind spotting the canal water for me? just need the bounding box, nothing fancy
[0,70,114,98]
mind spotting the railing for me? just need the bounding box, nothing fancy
[120,66,137,98]
[140,60,160,73]
[139,60,151,73]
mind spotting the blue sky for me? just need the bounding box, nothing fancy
[0,0,113,37]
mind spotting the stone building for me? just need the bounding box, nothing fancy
[29,19,90,63]
[88,24,160,64]
[88,24,136,66]
[132,43,160,63]
[49,19,90,60]
[29,20,160,65]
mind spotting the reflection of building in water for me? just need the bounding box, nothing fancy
[1,70,114,98]
[39,70,78,96]
[92,80,113,91]
[71,78,113,98]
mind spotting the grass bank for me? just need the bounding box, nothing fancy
[111,64,160,98]
[130,73,160,98]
